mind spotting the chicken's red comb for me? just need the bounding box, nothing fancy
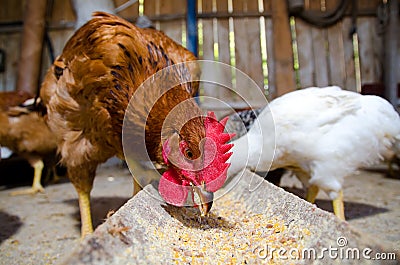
[200,111,235,192]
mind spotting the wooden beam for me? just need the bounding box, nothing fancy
[271,0,295,97]
[16,0,47,95]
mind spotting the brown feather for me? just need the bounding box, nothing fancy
[0,91,33,111]
[0,91,56,159]
[39,12,202,235]
[41,12,200,166]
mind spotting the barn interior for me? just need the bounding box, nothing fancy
[0,0,399,264]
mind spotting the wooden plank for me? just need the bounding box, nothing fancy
[225,0,263,106]
[200,0,214,60]
[232,0,264,104]
[158,0,184,44]
[358,0,381,10]
[114,0,139,18]
[144,0,160,29]
[357,17,383,85]
[327,21,346,87]
[295,18,314,88]
[311,27,329,86]
[0,33,21,91]
[341,17,356,91]
[308,0,322,11]
[49,0,76,22]
[232,0,246,13]
[263,0,272,13]
[143,0,157,16]
[233,19,257,103]
[230,9,245,104]
[198,0,214,60]
[245,0,259,13]
[270,0,295,96]
[216,0,232,94]
[0,0,25,22]
[216,0,230,65]
[198,0,214,101]
[201,0,213,13]
[325,0,340,11]
[200,19,214,61]
[200,18,216,100]
[309,0,328,87]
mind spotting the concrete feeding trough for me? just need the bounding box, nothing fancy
[62,170,398,264]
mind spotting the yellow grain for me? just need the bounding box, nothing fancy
[143,193,310,264]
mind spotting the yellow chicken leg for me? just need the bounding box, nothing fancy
[333,190,345,221]
[78,190,94,238]
[11,160,45,196]
[305,184,319,204]
[133,177,142,196]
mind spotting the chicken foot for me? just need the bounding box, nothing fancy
[305,184,319,204]
[10,160,45,196]
[332,190,345,221]
[133,177,141,196]
[306,185,345,220]
[69,165,97,238]
[78,190,94,238]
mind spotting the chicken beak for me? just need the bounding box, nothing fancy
[192,182,214,216]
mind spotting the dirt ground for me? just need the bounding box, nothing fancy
[0,161,399,265]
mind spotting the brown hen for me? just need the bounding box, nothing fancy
[40,12,233,238]
[0,92,58,195]
[0,90,32,111]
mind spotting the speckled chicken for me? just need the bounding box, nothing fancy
[224,108,285,186]
[40,12,233,237]
[0,92,58,195]
[228,86,400,220]
[224,108,263,140]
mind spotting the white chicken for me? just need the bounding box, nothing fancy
[228,86,400,220]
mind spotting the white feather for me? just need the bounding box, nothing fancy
[1,146,13,159]
[229,86,400,200]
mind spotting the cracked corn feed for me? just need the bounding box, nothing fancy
[135,193,310,264]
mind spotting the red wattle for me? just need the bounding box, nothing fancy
[158,169,188,206]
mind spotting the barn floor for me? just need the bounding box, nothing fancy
[0,162,399,264]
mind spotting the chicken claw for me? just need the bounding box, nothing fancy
[305,184,319,204]
[10,160,45,196]
[332,190,345,221]
[78,190,94,238]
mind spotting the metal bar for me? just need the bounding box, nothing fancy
[114,0,138,13]
[186,0,198,102]
[384,0,399,106]
[186,0,198,56]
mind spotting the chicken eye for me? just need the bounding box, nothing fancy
[185,149,194,159]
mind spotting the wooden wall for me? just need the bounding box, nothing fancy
[0,0,397,109]
[294,0,384,93]
[0,0,76,92]
[0,0,27,92]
